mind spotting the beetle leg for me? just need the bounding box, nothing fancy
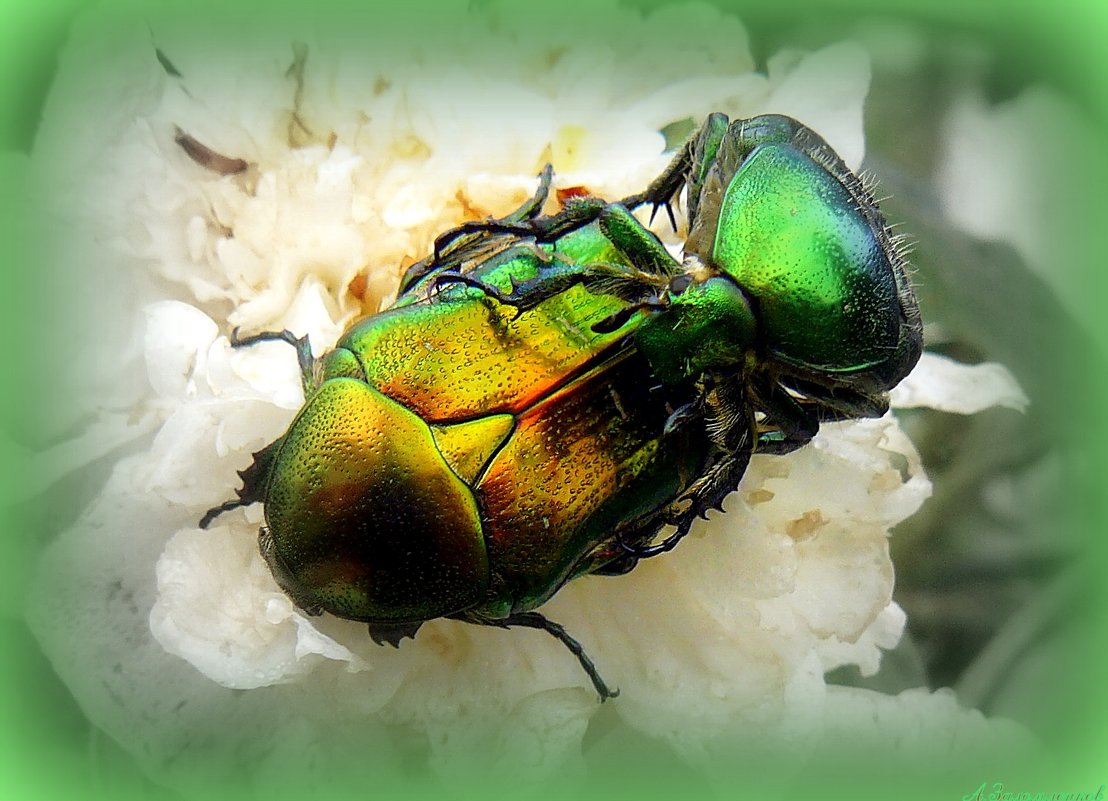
[433,111,721,255]
[494,612,618,702]
[503,162,554,223]
[435,261,667,317]
[229,328,315,395]
[617,112,731,229]
[590,298,667,334]
[431,220,532,259]
[399,165,556,293]
[431,270,527,317]
[750,375,890,456]
[198,497,250,529]
[652,438,755,550]
[754,425,816,456]
[433,196,611,261]
[597,204,683,277]
[410,130,696,291]
[430,165,580,261]
[198,438,281,528]
[197,333,346,526]
[780,375,891,421]
[622,522,690,559]
[435,168,558,251]
[747,377,820,456]
[432,200,679,316]
[617,443,753,560]
[619,372,755,559]
[615,133,693,220]
[584,550,641,577]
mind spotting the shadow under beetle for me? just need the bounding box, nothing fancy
[201,114,923,701]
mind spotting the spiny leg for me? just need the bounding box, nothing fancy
[431,161,688,261]
[197,439,280,529]
[367,620,423,647]
[619,372,755,559]
[498,611,618,702]
[437,112,726,252]
[615,133,694,219]
[409,114,727,294]
[617,443,753,560]
[617,112,730,228]
[434,165,689,260]
[198,328,312,527]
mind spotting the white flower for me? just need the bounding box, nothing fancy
[24,1,1035,794]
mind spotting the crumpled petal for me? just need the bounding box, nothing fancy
[150,525,368,689]
[892,352,1029,413]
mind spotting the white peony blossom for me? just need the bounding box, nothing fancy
[24,1,1036,795]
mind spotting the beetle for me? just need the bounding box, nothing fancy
[200,113,922,701]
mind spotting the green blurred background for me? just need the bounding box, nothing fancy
[2,0,1105,799]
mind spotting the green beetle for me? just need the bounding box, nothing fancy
[201,114,922,701]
